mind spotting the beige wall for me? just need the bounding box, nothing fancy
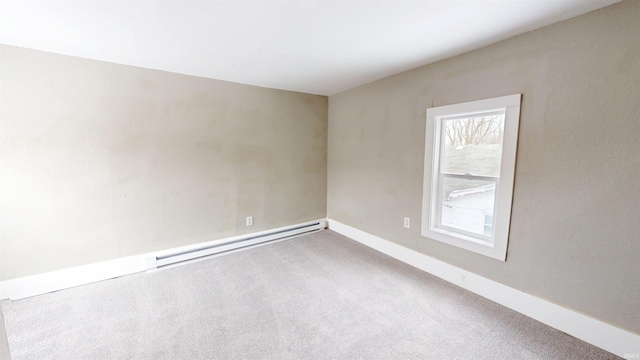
[0,46,327,280]
[328,0,639,334]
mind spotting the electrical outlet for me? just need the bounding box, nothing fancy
[246,216,253,226]
[403,217,410,229]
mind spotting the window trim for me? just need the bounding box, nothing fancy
[421,94,521,261]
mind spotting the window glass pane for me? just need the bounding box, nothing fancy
[441,113,505,177]
[483,215,493,236]
[439,177,495,238]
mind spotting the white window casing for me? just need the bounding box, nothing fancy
[421,94,521,261]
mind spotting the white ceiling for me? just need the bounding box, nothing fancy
[0,0,620,95]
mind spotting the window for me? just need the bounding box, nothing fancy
[421,94,521,260]
[483,215,493,237]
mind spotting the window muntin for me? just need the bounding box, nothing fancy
[421,94,521,261]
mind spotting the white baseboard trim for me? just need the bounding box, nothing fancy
[0,254,147,301]
[0,219,327,301]
[327,219,639,358]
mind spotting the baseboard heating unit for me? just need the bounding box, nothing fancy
[146,219,326,271]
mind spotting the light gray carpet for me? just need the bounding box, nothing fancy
[0,309,10,360]
[1,230,620,359]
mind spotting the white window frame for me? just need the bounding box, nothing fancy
[421,94,521,261]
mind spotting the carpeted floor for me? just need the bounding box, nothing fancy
[0,310,9,360]
[1,230,620,359]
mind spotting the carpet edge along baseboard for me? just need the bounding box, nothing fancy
[0,219,327,301]
[326,219,639,359]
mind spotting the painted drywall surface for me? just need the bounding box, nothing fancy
[0,46,327,280]
[328,0,639,334]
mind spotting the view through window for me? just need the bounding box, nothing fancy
[438,111,505,240]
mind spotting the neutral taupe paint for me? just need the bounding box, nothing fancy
[328,0,639,334]
[0,46,327,280]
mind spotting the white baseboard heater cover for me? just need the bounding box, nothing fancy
[146,220,326,271]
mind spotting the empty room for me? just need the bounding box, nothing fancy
[0,0,638,359]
